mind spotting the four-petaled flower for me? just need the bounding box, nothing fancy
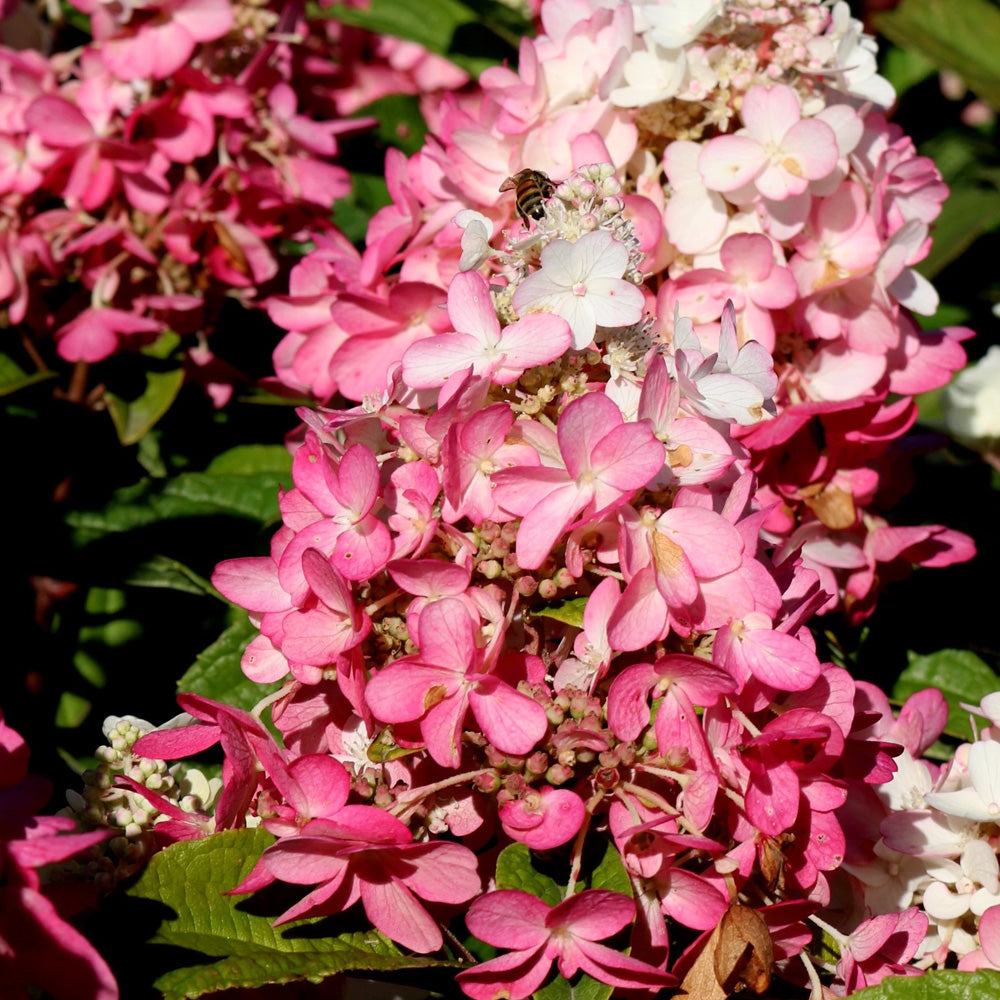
[511,230,645,349]
[456,889,676,1000]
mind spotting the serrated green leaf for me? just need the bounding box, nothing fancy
[129,831,458,999]
[318,0,476,54]
[851,968,1000,999]
[875,0,1000,110]
[0,352,57,395]
[893,649,1000,742]
[532,598,588,628]
[178,617,282,711]
[106,366,186,446]
[126,555,219,596]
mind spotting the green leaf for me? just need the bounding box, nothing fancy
[334,172,391,246]
[879,43,937,98]
[318,0,477,54]
[532,598,588,629]
[205,444,292,477]
[875,0,1000,110]
[364,94,429,157]
[534,971,614,1000]
[850,968,1000,999]
[893,649,1000,742]
[56,691,91,728]
[178,617,282,711]
[126,555,219,596]
[496,843,564,907]
[0,352,57,395]
[106,366,186,446]
[495,837,632,907]
[67,462,291,543]
[128,830,459,999]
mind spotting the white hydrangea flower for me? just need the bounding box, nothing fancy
[925,740,1000,822]
[510,229,645,349]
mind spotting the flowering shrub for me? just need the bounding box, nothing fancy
[5,0,1000,998]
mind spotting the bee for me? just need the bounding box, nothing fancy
[500,168,556,225]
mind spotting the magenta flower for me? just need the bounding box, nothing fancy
[499,787,586,850]
[231,809,480,953]
[364,597,548,767]
[456,889,675,999]
[491,392,665,570]
[1,709,118,1000]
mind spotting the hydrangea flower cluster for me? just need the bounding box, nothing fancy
[0,0,465,388]
[838,691,1000,982]
[121,154,972,997]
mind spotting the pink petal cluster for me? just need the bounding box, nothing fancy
[0,0,466,394]
[456,889,676,999]
[264,0,973,623]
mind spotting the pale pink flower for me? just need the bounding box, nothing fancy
[837,908,928,991]
[924,741,1000,823]
[402,270,572,387]
[456,889,675,1000]
[663,139,729,254]
[511,230,645,349]
[698,84,839,202]
[453,209,496,271]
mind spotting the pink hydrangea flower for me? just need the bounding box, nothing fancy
[456,889,676,999]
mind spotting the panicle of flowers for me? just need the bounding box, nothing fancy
[104,1,982,997]
[124,161,939,995]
